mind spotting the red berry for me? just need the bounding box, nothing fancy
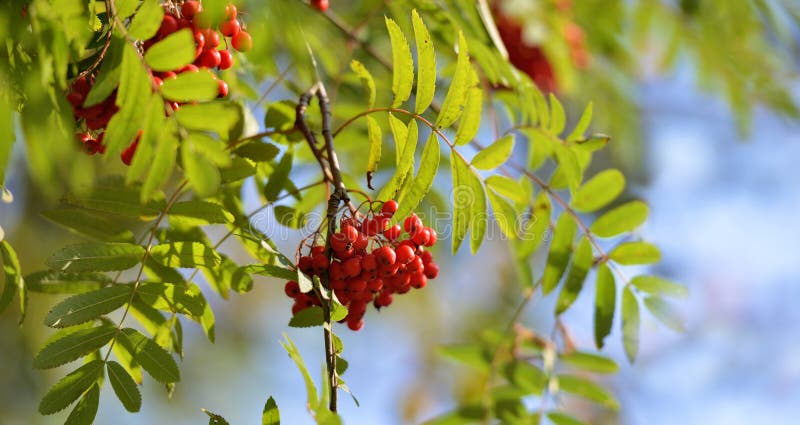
[158,14,179,38]
[374,246,396,266]
[284,281,300,298]
[407,256,423,273]
[219,18,240,37]
[347,278,367,292]
[193,30,205,54]
[180,63,199,73]
[424,227,438,247]
[424,262,439,279]
[361,253,377,272]
[225,3,238,19]
[412,228,431,246]
[311,246,326,256]
[202,28,221,50]
[217,79,229,98]
[152,76,164,88]
[396,245,415,265]
[120,139,139,166]
[347,318,364,331]
[367,278,383,293]
[181,1,202,19]
[298,255,313,274]
[159,71,178,80]
[383,224,402,240]
[404,214,423,234]
[381,200,398,216]
[312,0,330,12]
[232,30,252,52]
[198,49,221,68]
[218,49,233,70]
[66,90,85,108]
[342,256,362,278]
[353,231,368,251]
[341,224,359,243]
[410,272,427,289]
[375,291,393,308]
[311,253,329,274]
[420,250,433,265]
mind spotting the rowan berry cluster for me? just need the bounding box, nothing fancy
[284,200,440,331]
[67,0,249,164]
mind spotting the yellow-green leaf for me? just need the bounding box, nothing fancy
[571,169,625,213]
[566,102,593,142]
[144,29,196,72]
[485,175,526,204]
[631,275,688,299]
[542,214,576,294]
[366,116,382,189]
[644,296,685,332]
[454,87,483,146]
[436,32,472,128]
[127,0,164,40]
[472,134,514,170]
[622,286,640,362]
[610,242,661,265]
[594,264,616,349]
[590,200,649,238]
[350,60,376,108]
[160,70,220,102]
[385,17,414,108]
[548,93,566,135]
[412,9,436,114]
[394,133,440,223]
[555,237,593,314]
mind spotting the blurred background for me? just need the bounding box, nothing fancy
[1,1,799,424]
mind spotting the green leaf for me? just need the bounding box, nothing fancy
[552,143,582,192]
[120,328,181,383]
[137,282,206,317]
[467,164,488,254]
[350,60,376,108]
[594,264,616,349]
[451,152,470,253]
[570,169,625,213]
[288,306,324,328]
[557,374,619,410]
[182,139,221,198]
[142,121,179,201]
[34,323,116,369]
[263,100,295,132]
[244,264,297,281]
[107,361,142,412]
[560,351,619,374]
[547,412,585,425]
[516,192,552,259]
[170,200,233,225]
[472,135,513,170]
[454,87,482,146]
[204,409,231,425]
[150,242,221,268]
[622,286,640,362]
[160,70,220,102]
[25,271,110,294]
[503,362,546,395]
[590,200,649,238]
[631,275,688,299]
[44,285,132,328]
[38,360,104,415]
[394,133,440,223]
[263,152,293,202]
[127,0,164,40]
[643,296,685,332]
[437,344,490,371]
[0,241,23,317]
[548,93,566,135]
[365,116,382,189]
[104,44,150,155]
[280,334,318,410]
[555,237,593,314]
[487,189,517,240]
[66,178,166,217]
[41,206,135,242]
[542,214,577,294]
[64,384,100,425]
[233,140,279,163]
[573,134,610,152]
[566,102,593,142]
[84,37,124,107]
[378,120,418,201]
[436,32,472,128]
[485,175,526,204]
[610,242,661,265]
[297,269,314,294]
[388,113,408,165]
[412,9,436,114]
[220,157,256,182]
[262,396,280,425]
[144,29,196,72]
[385,17,414,108]
[175,102,242,138]
[47,242,145,272]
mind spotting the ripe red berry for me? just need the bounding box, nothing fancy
[343,256,362,278]
[381,200,398,216]
[232,30,252,52]
[202,28,221,50]
[424,262,439,279]
[347,317,364,331]
[404,214,423,234]
[193,30,205,54]
[341,224,359,243]
[298,255,313,274]
[152,76,163,88]
[375,291,393,308]
[353,231,368,251]
[180,63,200,73]
[383,224,402,240]
[284,281,300,298]
[311,0,330,12]
[219,18,240,37]
[225,3,237,20]
[412,228,431,246]
[347,278,367,292]
[311,253,329,274]
[407,256,423,273]
[158,14,179,38]
[198,49,221,68]
[182,1,202,19]
[217,79,229,98]
[410,272,427,289]
[361,253,377,272]
[374,246,396,266]
[367,278,383,293]
[218,49,233,70]
[424,227,438,247]
[120,137,140,165]
[396,245,415,265]
[311,246,326,256]
[420,250,433,265]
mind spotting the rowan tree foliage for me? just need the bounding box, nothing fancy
[0,1,796,424]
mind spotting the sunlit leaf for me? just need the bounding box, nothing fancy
[548,93,566,135]
[643,296,685,332]
[472,134,514,170]
[262,396,280,425]
[394,133,440,223]
[555,237,593,314]
[385,17,414,108]
[33,323,116,369]
[44,285,132,328]
[631,275,688,299]
[378,120,418,201]
[485,175,526,204]
[366,116,382,189]
[547,412,585,425]
[622,286,640,362]
[590,200,649,238]
[610,242,661,265]
[350,60,376,108]
[566,102,593,142]
[144,29,196,72]
[288,306,324,328]
[280,334,318,410]
[542,214,576,294]
[160,70,220,102]
[571,169,625,213]
[594,264,616,349]
[64,384,100,425]
[487,189,517,240]
[436,32,472,128]
[437,344,490,371]
[25,271,110,294]
[127,0,164,40]
[560,351,619,374]
[557,374,619,410]
[412,9,436,113]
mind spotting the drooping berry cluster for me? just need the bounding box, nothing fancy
[284,200,440,331]
[67,0,250,164]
